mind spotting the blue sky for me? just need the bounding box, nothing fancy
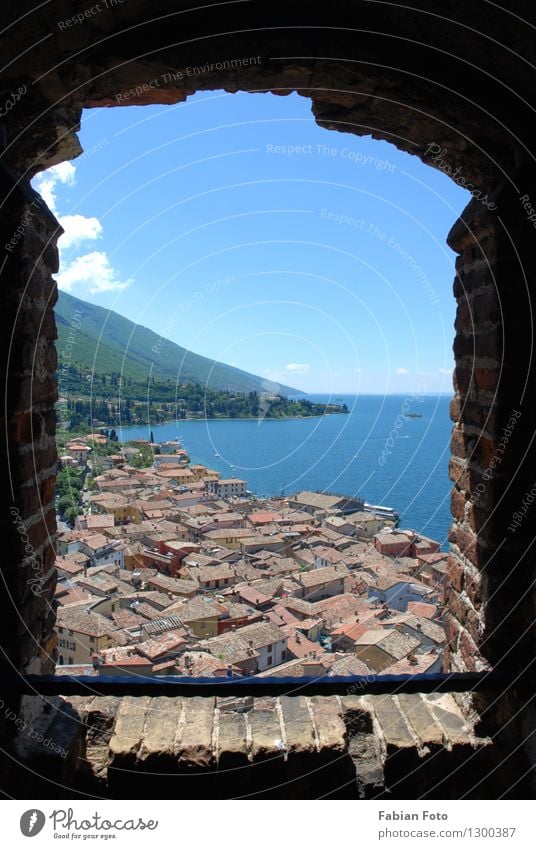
[33,90,469,394]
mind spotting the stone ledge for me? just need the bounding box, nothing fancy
[61,691,490,798]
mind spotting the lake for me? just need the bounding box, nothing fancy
[119,393,453,547]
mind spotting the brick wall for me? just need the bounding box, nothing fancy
[1,0,536,795]
[0,167,62,783]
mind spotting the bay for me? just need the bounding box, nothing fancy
[119,394,453,548]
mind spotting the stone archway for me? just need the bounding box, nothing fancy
[2,0,536,795]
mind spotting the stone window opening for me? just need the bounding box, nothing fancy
[1,0,535,800]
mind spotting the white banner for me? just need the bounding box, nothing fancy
[3,800,532,847]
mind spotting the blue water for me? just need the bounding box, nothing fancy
[119,394,453,547]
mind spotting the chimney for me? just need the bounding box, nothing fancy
[408,653,418,666]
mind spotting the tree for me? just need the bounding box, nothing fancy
[64,506,82,525]
[58,494,75,514]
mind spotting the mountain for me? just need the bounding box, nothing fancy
[54,290,301,395]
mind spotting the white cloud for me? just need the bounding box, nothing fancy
[438,367,452,374]
[285,363,310,374]
[395,367,409,375]
[56,251,133,294]
[32,161,134,297]
[33,161,76,213]
[58,214,103,250]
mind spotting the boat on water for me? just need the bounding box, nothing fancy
[364,502,399,523]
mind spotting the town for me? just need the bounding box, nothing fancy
[55,434,447,683]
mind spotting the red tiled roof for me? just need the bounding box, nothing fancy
[407,601,438,619]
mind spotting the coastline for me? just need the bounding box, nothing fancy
[119,410,348,430]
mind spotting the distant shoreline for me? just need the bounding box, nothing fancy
[119,410,348,431]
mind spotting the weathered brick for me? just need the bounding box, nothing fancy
[448,524,478,564]
[450,394,461,423]
[450,487,467,523]
[449,457,469,490]
[459,629,481,670]
[474,367,500,392]
[447,554,465,593]
[472,287,501,325]
[450,427,468,460]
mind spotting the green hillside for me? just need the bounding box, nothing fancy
[55,290,300,395]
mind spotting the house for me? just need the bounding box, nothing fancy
[330,654,375,677]
[135,631,188,663]
[181,563,236,591]
[322,516,356,536]
[158,441,183,455]
[204,478,246,498]
[294,565,348,602]
[198,621,288,674]
[145,574,199,598]
[345,510,396,537]
[312,593,377,630]
[160,540,201,564]
[385,650,443,675]
[313,546,349,569]
[415,552,449,594]
[188,463,211,478]
[392,614,446,652]
[374,530,415,557]
[78,534,125,568]
[412,535,441,556]
[166,596,252,638]
[56,608,120,665]
[293,617,323,642]
[330,621,370,652]
[282,627,325,661]
[90,493,142,525]
[278,597,317,621]
[368,576,432,611]
[55,553,89,580]
[239,534,286,555]
[58,454,75,467]
[65,442,91,465]
[54,583,94,609]
[77,513,115,532]
[153,455,190,468]
[56,530,86,556]
[165,596,227,638]
[353,628,421,672]
[233,584,273,610]
[194,512,246,533]
[201,528,253,549]
[247,510,284,527]
[136,545,182,576]
[407,601,439,619]
[286,491,364,518]
[96,655,154,677]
